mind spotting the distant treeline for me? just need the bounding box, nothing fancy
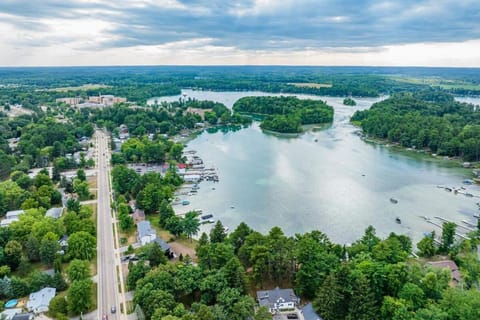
[351,90,480,161]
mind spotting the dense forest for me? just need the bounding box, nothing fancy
[123,219,480,320]
[233,96,333,133]
[351,91,480,161]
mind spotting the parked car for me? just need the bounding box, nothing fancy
[111,306,116,314]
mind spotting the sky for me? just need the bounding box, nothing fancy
[0,0,479,67]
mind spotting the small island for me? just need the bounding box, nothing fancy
[343,97,357,106]
[233,96,334,133]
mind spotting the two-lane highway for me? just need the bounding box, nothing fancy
[96,130,123,320]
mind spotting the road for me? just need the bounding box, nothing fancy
[96,130,125,320]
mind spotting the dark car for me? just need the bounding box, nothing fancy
[111,306,116,314]
[287,314,298,319]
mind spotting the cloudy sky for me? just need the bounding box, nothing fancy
[1,0,479,66]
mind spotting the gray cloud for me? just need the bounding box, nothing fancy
[1,0,480,51]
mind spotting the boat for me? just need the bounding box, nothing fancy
[463,179,474,185]
[395,217,401,224]
[223,226,230,232]
[181,199,190,205]
[390,198,398,204]
[207,218,215,223]
[314,139,318,142]
[445,187,452,192]
[230,205,235,209]
[465,193,474,197]
[201,214,213,220]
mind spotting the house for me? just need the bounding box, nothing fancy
[1,217,19,227]
[427,260,462,285]
[301,303,323,320]
[137,221,157,245]
[256,287,300,313]
[6,210,24,219]
[154,238,174,259]
[45,207,63,219]
[26,287,56,313]
[58,235,69,251]
[12,313,34,320]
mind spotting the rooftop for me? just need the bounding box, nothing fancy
[26,287,56,313]
[256,287,299,308]
[138,221,156,239]
[45,207,63,219]
[302,303,323,320]
[154,237,171,252]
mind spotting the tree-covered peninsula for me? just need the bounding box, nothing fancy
[233,96,334,133]
[351,91,480,161]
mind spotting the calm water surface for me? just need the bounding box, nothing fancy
[150,91,480,244]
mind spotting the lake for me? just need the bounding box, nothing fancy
[149,91,480,244]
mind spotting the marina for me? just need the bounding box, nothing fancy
[161,90,480,244]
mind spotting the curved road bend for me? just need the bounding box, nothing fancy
[96,130,125,320]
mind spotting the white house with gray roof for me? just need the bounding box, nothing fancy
[26,287,56,313]
[137,221,156,246]
[256,287,300,313]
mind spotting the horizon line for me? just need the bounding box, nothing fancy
[0,64,480,69]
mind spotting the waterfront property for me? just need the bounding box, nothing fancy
[257,287,300,313]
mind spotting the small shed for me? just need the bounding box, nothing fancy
[45,207,63,219]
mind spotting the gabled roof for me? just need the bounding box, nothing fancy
[256,287,299,308]
[138,221,155,239]
[302,303,323,320]
[45,207,63,219]
[154,237,171,252]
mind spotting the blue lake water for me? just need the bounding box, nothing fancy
[149,91,480,244]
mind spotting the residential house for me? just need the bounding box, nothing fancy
[256,287,300,313]
[137,221,156,245]
[154,237,173,259]
[6,210,24,220]
[1,217,19,227]
[58,234,69,252]
[301,303,323,320]
[45,207,63,219]
[427,260,462,285]
[26,287,56,313]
